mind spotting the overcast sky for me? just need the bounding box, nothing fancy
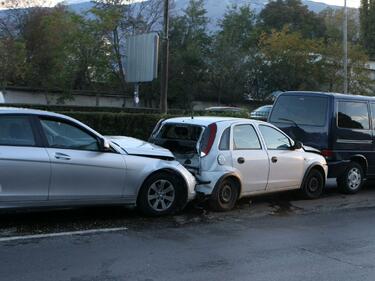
[0,0,361,10]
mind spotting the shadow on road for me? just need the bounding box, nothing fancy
[1,180,375,237]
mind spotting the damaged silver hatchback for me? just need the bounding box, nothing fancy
[150,116,327,211]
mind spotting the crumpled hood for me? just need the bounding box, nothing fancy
[303,145,321,155]
[107,136,175,160]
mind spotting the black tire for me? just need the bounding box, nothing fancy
[301,169,324,199]
[137,172,185,216]
[209,178,239,211]
[337,162,364,194]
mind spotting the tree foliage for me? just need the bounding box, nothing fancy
[168,0,211,107]
[258,0,326,39]
[0,0,373,106]
[360,0,375,59]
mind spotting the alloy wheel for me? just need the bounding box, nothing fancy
[147,179,175,212]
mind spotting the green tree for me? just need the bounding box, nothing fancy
[209,4,259,102]
[319,8,360,44]
[258,0,326,39]
[360,0,375,59]
[259,28,324,92]
[259,28,374,95]
[168,0,211,108]
[0,39,26,88]
[321,42,374,95]
[21,6,83,95]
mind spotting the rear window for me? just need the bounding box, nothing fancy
[157,124,202,141]
[270,95,328,126]
[154,124,203,154]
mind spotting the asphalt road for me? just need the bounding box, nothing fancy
[2,182,375,281]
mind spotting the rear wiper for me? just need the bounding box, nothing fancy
[277,118,303,142]
[278,118,301,129]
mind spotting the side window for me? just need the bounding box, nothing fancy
[338,101,369,130]
[0,115,36,146]
[233,125,261,150]
[40,119,99,151]
[259,125,291,150]
[219,127,230,150]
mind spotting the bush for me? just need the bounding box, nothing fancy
[61,112,165,140]
[59,110,251,140]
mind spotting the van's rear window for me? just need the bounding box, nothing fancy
[270,95,328,126]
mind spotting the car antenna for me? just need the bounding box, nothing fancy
[191,110,194,119]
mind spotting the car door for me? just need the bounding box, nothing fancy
[38,117,126,200]
[258,125,305,190]
[231,124,269,193]
[0,114,50,202]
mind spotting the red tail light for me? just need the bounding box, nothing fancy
[321,149,333,159]
[201,123,217,156]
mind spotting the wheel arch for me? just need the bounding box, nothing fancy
[214,172,242,199]
[349,155,368,176]
[300,163,326,189]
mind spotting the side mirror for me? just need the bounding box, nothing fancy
[99,138,111,152]
[292,141,303,150]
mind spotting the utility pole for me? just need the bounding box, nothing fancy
[343,0,348,94]
[160,0,169,114]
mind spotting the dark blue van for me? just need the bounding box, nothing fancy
[269,91,375,194]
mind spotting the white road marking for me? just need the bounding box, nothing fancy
[0,227,128,243]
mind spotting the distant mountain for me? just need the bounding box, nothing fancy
[67,0,342,17]
[1,0,343,27]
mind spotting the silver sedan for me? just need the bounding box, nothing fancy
[0,108,196,216]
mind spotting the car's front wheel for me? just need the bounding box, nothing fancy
[138,172,185,216]
[301,168,324,199]
[209,177,239,211]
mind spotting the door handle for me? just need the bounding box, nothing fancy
[271,156,278,163]
[55,152,71,161]
[237,157,245,164]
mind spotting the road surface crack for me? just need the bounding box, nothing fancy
[298,247,374,269]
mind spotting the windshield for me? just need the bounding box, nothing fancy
[270,95,328,126]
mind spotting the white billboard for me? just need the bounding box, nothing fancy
[125,32,159,83]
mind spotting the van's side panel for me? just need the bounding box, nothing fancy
[331,98,373,176]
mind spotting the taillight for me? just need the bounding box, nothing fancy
[201,123,217,156]
[321,149,333,159]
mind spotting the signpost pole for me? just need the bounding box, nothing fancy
[134,83,140,107]
[343,0,348,94]
[160,0,169,114]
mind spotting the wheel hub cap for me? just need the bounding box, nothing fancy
[220,185,232,203]
[347,168,361,190]
[147,179,175,212]
[308,177,319,192]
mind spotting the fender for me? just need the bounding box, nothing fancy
[350,154,368,174]
[212,172,242,196]
[300,162,326,189]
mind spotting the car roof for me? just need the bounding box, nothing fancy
[0,107,68,118]
[0,107,102,136]
[205,106,243,111]
[281,91,375,101]
[163,116,269,127]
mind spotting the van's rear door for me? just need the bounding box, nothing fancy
[269,93,330,150]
